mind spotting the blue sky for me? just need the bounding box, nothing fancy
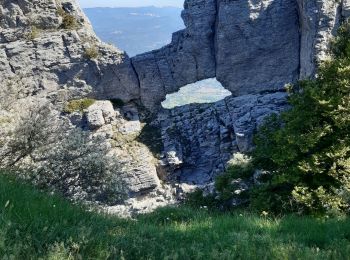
[77,0,184,8]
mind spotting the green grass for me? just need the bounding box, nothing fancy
[63,98,95,114]
[1,174,350,259]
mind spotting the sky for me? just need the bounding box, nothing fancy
[77,0,184,8]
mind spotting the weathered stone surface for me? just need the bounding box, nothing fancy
[82,101,161,195]
[215,0,300,96]
[159,92,288,185]
[0,0,140,104]
[131,0,350,111]
[86,101,115,129]
[132,0,217,111]
[298,0,350,79]
[0,0,158,213]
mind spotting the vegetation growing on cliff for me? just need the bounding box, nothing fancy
[84,45,100,60]
[57,7,78,30]
[63,98,95,113]
[0,79,126,205]
[250,23,350,215]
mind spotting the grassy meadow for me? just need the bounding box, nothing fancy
[0,174,350,259]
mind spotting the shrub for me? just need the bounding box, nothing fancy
[63,98,95,113]
[185,189,220,210]
[215,154,254,201]
[185,154,254,211]
[110,98,125,108]
[34,128,127,204]
[251,22,350,216]
[26,26,40,40]
[0,101,126,205]
[84,46,99,60]
[58,7,78,30]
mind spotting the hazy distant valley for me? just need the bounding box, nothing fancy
[84,6,184,57]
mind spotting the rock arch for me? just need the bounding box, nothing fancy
[121,0,350,183]
[130,0,300,112]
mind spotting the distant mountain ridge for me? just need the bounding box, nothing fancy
[83,6,184,56]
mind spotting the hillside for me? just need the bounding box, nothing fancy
[1,174,350,259]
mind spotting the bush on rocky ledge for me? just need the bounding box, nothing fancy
[64,98,95,113]
[57,7,78,30]
[251,22,350,216]
[0,103,126,205]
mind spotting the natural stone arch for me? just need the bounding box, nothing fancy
[130,0,300,113]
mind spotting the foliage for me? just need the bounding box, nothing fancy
[33,128,127,205]
[0,103,61,168]
[0,76,28,111]
[109,98,125,108]
[84,46,99,60]
[185,189,220,210]
[63,98,95,113]
[0,100,126,205]
[1,175,350,259]
[137,123,163,157]
[186,154,254,210]
[252,22,350,215]
[25,26,40,41]
[58,7,78,30]
[216,154,254,201]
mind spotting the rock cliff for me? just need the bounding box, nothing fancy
[1,0,349,214]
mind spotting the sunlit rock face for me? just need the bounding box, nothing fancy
[215,0,300,96]
[131,0,218,112]
[132,0,300,111]
[131,0,350,113]
[0,0,140,104]
[297,0,348,79]
[136,0,350,184]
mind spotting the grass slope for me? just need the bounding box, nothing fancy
[1,174,350,259]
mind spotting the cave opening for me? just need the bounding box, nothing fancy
[161,78,232,109]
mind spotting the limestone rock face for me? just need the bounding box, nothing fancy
[131,0,217,111]
[0,0,140,104]
[160,92,288,184]
[0,0,159,212]
[82,101,161,195]
[215,0,300,95]
[297,0,346,78]
[86,101,116,129]
[131,0,350,111]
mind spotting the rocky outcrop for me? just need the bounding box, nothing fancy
[2,0,350,215]
[131,0,217,111]
[297,0,350,78]
[139,0,350,183]
[159,92,288,184]
[0,0,163,213]
[215,0,300,95]
[0,0,140,103]
[131,0,350,112]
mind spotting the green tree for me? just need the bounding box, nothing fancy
[252,23,350,215]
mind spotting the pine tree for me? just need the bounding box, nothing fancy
[252,23,350,215]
